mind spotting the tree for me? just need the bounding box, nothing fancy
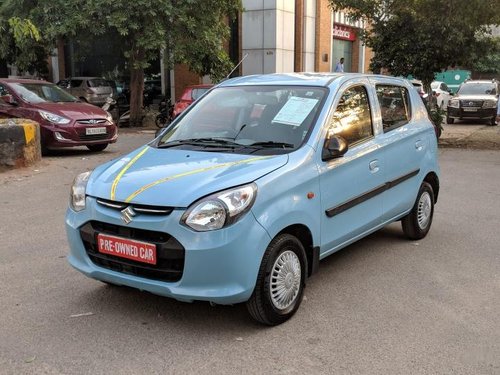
[472,36,500,77]
[329,0,500,89]
[0,0,241,126]
[0,2,45,77]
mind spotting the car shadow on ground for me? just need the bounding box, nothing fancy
[70,223,409,333]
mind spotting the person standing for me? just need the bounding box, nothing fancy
[335,57,345,73]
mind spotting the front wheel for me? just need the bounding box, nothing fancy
[155,115,168,128]
[402,182,434,240]
[488,117,497,126]
[246,234,307,326]
[86,144,108,152]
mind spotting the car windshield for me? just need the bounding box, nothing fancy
[11,82,78,103]
[458,83,497,95]
[157,85,327,155]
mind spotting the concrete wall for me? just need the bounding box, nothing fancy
[242,0,296,75]
[0,119,41,170]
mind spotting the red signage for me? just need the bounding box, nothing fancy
[333,25,356,41]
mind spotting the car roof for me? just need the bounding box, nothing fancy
[63,77,103,80]
[0,78,51,85]
[463,80,497,84]
[220,73,344,87]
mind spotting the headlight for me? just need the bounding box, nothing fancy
[448,99,459,108]
[70,171,92,211]
[105,111,113,123]
[182,183,257,231]
[39,110,71,124]
[482,100,497,109]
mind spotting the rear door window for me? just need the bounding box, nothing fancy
[70,80,83,87]
[376,85,411,133]
[87,79,109,88]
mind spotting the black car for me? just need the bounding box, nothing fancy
[446,80,499,125]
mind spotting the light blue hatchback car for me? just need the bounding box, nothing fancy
[66,73,440,325]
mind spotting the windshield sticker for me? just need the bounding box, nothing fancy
[272,96,318,126]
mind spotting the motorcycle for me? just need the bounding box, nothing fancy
[155,96,174,128]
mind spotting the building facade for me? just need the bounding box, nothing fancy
[47,1,373,101]
[240,0,373,76]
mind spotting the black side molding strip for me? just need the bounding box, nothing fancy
[325,169,420,218]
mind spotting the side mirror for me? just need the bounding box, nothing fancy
[322,135,348,161]
[1,94,17,106]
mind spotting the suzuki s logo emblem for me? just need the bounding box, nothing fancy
[121,206,136,224]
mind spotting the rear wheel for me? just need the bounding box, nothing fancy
[402,182,434,240]
[246,234,307,326]
[86,144,108,152]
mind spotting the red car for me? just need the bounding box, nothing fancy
[172,84,213,118]
[0,79,117,153]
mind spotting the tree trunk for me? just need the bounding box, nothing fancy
[129,66,144,127]
[0,59,9,78]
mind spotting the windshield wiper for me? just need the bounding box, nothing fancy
[249,141,294,149]
[158,138,242,149]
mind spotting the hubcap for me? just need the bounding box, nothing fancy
[270,250,301,310]
[417,191,432,229]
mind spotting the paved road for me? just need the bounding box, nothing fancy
[1,133,499,374]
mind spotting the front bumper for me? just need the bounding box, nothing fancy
[447,107,496,120]
[65,197,271,304]
[41,122,118,148]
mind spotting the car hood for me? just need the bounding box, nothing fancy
[87,146,289,207]
[33,102,108,119]
[454,95,497,101]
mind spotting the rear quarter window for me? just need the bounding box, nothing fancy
[376,85,411,132]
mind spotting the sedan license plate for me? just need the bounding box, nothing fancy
[463,108,478,112]
[86,127,107,135]
[97,234,157,265]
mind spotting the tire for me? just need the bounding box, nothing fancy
[488,117,497,126]
[246,234,307,326]
[155,115,168,128]
[446,116,454,124]
[86,144,108,152]
[402,182,435,240]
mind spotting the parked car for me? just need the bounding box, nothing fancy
[57,77,113,106]
[410,79,426,98]
[0,78,117,153]
[446,79,499,125]
[431,81,452,109]
[172,84,213,118]
[66,73,440,325]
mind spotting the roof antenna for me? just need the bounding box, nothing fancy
[226,53,248,79]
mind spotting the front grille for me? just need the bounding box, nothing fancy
[460,100,483,107]
[80,221,184,282]
[77,119,107,124]
[96,198,173,215]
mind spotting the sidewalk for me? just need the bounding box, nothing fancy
[439,122,500,150]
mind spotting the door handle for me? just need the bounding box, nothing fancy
[415,140,424,151]
[369,160,379,173]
